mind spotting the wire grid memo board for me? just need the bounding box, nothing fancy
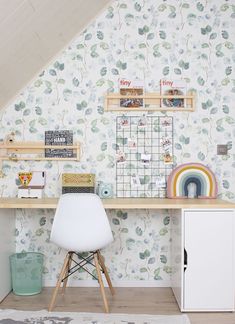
[116,115,174,198]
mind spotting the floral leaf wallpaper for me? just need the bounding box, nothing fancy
[0,0,234,285]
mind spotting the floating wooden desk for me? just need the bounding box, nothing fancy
[0,197,234,209]
[0,197,235,312]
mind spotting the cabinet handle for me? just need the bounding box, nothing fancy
[184,248,188,272]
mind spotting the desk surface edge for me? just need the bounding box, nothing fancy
[0,198,234,209]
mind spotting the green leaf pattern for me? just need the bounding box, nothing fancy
[0,0,234,285]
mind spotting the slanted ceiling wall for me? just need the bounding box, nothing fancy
[0,0,110,109]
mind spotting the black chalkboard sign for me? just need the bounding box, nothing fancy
[45,130,73,158]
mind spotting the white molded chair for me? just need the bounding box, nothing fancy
[48,193,114,312]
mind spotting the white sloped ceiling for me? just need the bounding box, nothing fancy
[0,0,110,109]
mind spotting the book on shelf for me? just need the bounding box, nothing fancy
[45,130,74,158]
[160,79,187,108]
[119,78,144,108]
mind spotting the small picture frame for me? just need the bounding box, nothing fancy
[163,152,173,164]
[161,137,172,151]
[131,174,141,187]
[161,117,172,128]
[119,116,130,128]
[156,175,166,189]
[116,150,126,164]
[128,138,137,150]
[141,153,151,166]
[138,116,147,128]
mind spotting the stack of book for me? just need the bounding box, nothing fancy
[119,78,144,108]
[160,79,186,108]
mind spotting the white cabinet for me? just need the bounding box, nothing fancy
[0,209,15,301]
[171,209,234,311]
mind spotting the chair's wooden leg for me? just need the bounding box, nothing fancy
[97,250,115,295]
[94,253,109,313]
[48,253,70,312]
[62,252,73,295]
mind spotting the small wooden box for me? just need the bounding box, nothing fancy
[62,173,95,194]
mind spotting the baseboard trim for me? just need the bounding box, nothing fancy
[44,280,171,288]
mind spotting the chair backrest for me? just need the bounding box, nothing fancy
[50,193,113,252]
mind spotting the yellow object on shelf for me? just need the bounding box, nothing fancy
[62,173,95,194]
[62,173,95,187]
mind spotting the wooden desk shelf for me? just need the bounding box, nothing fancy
[0,141,80,168]
[104,92,196,112]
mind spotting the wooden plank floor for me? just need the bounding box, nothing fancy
[1,288,235,324]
